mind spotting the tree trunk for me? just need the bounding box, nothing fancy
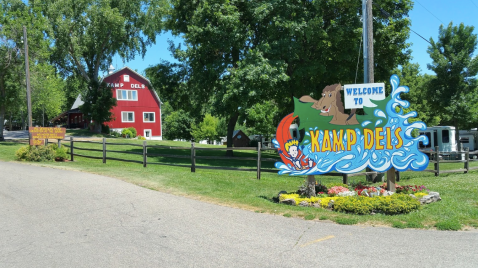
[93,121,102,133]
[226,111,239,157]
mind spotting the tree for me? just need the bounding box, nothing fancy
[160,0,412,155]
[163,110,193,141]
[426,22,478,145]
[393,63,440,128]
[191,113,219,143]
[40,0,165,131]
[246,100,278,143]
[1,0,50,139]
[30,63,66,126]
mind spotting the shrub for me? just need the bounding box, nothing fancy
[334,196,375,214]
[137,135,146,140]
[15,144,56,162]
[375,194,421,215]
[127,127,137,137]
[121,129,133,138]
[334,194,421,215]
[55,147,68,161]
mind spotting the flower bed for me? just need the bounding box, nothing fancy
[278,182,440,215]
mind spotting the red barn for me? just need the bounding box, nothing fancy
[56,66,163,140]
[103,66,162,140]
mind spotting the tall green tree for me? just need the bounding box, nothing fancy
[246,100,278,143]
[0,0,50,139]
[393,63,439,127]
[157,0,412,155]
[426,22,478,144]
[163,109,193,141]
[30,63,66,126]
[40,0,165,131]
[191,113,219,143]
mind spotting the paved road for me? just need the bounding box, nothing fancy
[2,130,29,140]
[1,161,477,268]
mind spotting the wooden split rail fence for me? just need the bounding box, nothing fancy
[58,138,478,182]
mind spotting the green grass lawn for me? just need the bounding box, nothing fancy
[1,139,478,230]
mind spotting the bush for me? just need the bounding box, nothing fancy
[121,129,133,138]
[333,194,420,215]
[55,147,68,161]
[15,144,56,162]
[137,135,146,140]
[127,127,137,138]
[334,196,375,214]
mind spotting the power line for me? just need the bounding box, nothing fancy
[415,0,445,24]
[410,29,432,45]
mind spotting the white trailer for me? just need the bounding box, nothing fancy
[419,126,478,159]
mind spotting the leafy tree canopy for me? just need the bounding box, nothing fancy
[426,22,478,140]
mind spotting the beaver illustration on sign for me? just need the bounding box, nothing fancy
[299,84,359,125]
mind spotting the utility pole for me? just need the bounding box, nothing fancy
[23,26,32,130]
[366,0,374,83]
[363,0,384,182]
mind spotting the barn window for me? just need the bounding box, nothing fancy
[121,112,135,122]
[143,112,155,122]
[117,90,137,101]
[124,75,130,82]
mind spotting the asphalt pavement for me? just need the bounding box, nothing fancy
[0,161,477,268]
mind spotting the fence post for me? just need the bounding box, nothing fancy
[102,138,106,164]
[257,142,261,180]
[143,141,147,168]
[435,146,440,177]
[465,147,469,174]
[70,137,74,161]
[58,139,61,148]
[342,173,348,185]
[191,141,196,172]
[45,139,48,146]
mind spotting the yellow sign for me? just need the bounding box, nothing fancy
[29,127,66,140]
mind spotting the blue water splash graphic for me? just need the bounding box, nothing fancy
[273,75,429,175]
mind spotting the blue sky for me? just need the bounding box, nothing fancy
[120,0,478,77]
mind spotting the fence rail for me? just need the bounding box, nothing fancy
[61,138,477,181]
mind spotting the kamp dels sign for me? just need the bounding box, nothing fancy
[272,75,430,175]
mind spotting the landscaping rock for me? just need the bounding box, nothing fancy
[327,199,335,209]
[280,198,296,206]
[312,202,321,208]
[299,201,310,207]
[419,191,441,205]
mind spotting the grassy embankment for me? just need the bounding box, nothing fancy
[1,139,477,230]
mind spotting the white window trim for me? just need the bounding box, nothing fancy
[143,112,156,123]
[144,129,152,139]
[116,89,138,101]
[121,111,135,123]
[124,75,130,82]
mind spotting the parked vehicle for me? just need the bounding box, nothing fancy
[419,126,478,159]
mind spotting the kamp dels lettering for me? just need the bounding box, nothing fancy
[272,75,430,175]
